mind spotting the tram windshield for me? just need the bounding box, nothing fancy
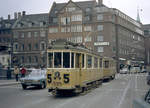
[48,52,72,68]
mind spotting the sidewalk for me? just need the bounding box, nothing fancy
[0,79,20,87]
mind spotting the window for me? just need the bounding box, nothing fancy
[99,58,103,67]
[97,36,103,41]
[97,14,103,21]
[85,36,91,42]
[34,32,38,38]
[21,44,24,51]
[53,18,58,23]
[34,56,38,63]
[61,17,70,25]
[104,61,109,68]
[21,56,24,63]
[75,53,80,68]
[21,33,24,38]
[67,7,75,12]
[84,26,92,32]
[40,31,46,37]
[54,52,62,68]
[97,25,103,31]
[71,25,82,32]
[13,43,18,51]
[82,54,85,68]
[13,32,18,38]
[28,23,33,27]
[28,32,31,38]
[63,52,70,68]
[144,30,149,35]
[35,43,38,50]
[71,53,74,68]
[40,42,46,50]
[86,8,91,12]
[40,22,44,27]
[98,47,104,52]
[85,16,90,21]
[28,44,31,51]
[28,56,31,63]
[94,57,98,68]
[48,53,53,68]
[71,15,82,21]
[49,28,58,33]
[87,55,92,68]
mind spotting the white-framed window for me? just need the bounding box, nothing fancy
[28,32,31,38]
[76,36,82,43]
[98,47,104,52]
[40,22,44,27]
[97,14,103,21]
[97,25,103,31]
[34,32,38,38]
[86,8,91,12]
[5,23,11,28]
[71,25,82,32]
[71,15,82,21]
[53,18,58,23]
[85,16,90,21]
[97,36,103,41]
[13,32,18,38]
[67,7,75,12]
[84,36,91,42]
[21,33,24,38]
[28,23,33,27]
[40,31,46,37]
[61,27,70,32]
[84,26,92,32]
[61,17,70,25]
[49,28,58,33]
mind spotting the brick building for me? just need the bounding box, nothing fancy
[48,0,145,70]
[12,12,49,68]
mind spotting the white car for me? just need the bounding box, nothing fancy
[20,69,47,90]
[120,68,128,74]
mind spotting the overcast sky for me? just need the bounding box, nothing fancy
[0,0,149,24]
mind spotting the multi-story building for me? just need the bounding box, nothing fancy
[142,24,150,65]
[48,0,145,70]
[0,15,16,67]
[12,12,49,68]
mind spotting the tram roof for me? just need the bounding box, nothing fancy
[47,39,102,57]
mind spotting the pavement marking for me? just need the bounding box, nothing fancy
[116,79,131,108]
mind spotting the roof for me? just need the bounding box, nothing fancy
[0,19,17,30]
[12,13,49,29]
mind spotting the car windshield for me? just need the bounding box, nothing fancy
[28,69,46,77]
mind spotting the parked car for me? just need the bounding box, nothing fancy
[20,69,46,90]
[120,68,128,74]
[130,66,140,73]
[147,72,150,85]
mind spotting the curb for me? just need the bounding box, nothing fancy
[0,82,20,87]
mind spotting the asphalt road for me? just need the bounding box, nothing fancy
[0,73,149,108]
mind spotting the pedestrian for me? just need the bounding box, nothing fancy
[14,66,19,81]
[20,66,26,78]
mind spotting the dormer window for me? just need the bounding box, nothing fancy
[5,23,11,28]
[17,23,22,28]
[66,7,75,12]
[40,22,44,27]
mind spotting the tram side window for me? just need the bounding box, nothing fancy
[99,58,102,68]
[94,57,98,68]
[104,60,109,68]
[54,52,62,68]
[63,52,70,68]
[87,55,92,68]
[75,53,80,68]
[82,54,84,68]
[48,53,53,68]
[71,53,74,68]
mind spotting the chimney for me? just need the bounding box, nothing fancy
[14,12,18,19]
[98,0,103,5]
[18,12,22,18]
[8,14,11,20]
[22,11,26,16]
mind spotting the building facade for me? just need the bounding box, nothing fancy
[0,16,16,68]
[142,24,150,65]
[12,12,49,68]
[48,0,145,69]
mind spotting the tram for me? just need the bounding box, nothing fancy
[46,39,116,95]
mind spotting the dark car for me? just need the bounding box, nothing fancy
[20,69,46,90]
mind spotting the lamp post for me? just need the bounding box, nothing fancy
[7,44,12,79]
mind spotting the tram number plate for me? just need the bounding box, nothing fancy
[53,82,62,86]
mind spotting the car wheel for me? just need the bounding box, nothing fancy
[22,84,27,90]
[40,82,46,89]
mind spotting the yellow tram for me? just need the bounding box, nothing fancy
[46,39,116,95]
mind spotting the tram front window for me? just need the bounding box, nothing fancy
[63,52,70,68]
[48,53,53,68]
[54,52,62,68]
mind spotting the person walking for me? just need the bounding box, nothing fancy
[20,66,26,78]
[14,66,19,81]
